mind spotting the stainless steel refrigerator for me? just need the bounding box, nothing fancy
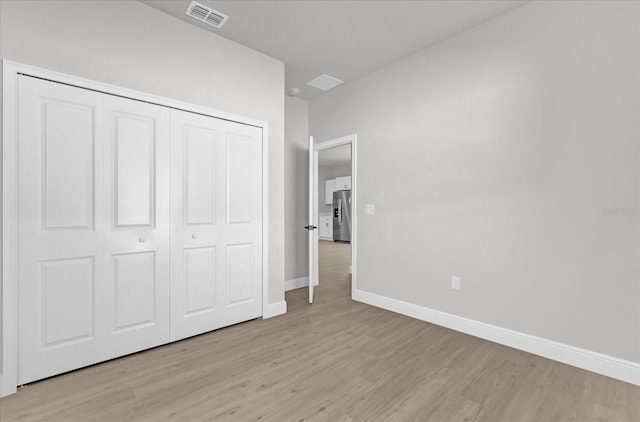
[333,190,351,242]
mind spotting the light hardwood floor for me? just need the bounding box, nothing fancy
[1,240,639,421]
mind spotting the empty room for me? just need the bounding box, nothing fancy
[1,0,639,421]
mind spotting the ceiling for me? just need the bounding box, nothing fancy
[140,0,529,100]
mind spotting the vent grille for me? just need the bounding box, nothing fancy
[185,1,229,29]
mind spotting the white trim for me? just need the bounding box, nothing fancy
[315,134,356,150]
[2,61,19,398]
[262,301,287,319]
[261,125,270,325]
[1,60,271,396]
[353,288,640,386]
[313,134,357,303]
[3,61,267,127]
[285,276,320,291]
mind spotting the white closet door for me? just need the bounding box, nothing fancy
[17,77,107,384]
[170,110,263,341]
[102,96,171,356]
[17,76,171,384]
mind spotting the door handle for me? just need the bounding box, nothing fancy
[304,225,317,230]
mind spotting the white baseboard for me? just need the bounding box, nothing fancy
[263,300,287,319]
[0,373,13,398]
[353,288,640,386]
[285,277,318,291]
[285,277,308,291]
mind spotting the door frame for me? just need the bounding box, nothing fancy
[1,60,270,397]
[312,134,358,301]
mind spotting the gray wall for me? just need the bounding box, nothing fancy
[284,97,309,281]
[1,0,285,374]
[310,0,639,362]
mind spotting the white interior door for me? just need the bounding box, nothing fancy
[13,70,266,388]
[17,76,171,384]
[102,95,171,357]
[307,136,319,303]
[170,110,263,340]
[17,76,106,384]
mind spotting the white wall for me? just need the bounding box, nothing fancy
[284,97,309,281]
[0,0,285,374]
[310,0,639,363]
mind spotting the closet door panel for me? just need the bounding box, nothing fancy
[112,251,157,332]
[171,111,223,340]
[113,113,156,228]
[185,127,217,225]
[227,135,253,224]
[17,76,105,385]
[226,243,254,305]
[184,246,217,315]
[41,99,95,230]
[219,122,263,325]
[171,111,262,341]
[102,96,170,356]
[40,257,95,347]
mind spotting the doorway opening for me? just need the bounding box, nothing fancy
[307,135,357,304]
[317,145,352,298]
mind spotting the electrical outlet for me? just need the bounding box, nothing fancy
[451,276,461,290]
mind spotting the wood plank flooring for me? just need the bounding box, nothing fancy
[1,240,639,421]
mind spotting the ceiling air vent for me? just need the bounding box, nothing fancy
[185,1,229,29]
[307,74,344,91]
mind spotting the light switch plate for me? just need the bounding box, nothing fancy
[365,204,375,215]
[451,276,461,290]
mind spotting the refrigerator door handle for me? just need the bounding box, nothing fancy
[337,198,342,224]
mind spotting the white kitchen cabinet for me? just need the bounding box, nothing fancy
[319,215,333,239]
[335,176,352,190]
[325,179,336,204]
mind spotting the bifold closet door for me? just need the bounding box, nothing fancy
[17,76,170,384]
[170,110,263,341]
[102,95,171,358]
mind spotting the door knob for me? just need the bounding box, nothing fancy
[138,237,146,243]
[192,234,198,239]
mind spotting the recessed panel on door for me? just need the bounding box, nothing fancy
[227,134,253,224]
[112,252,156,332]
[184,247,217,315]
[185,126,217,225]
[40,257,95,347]
[114,114,155,228]
[226,243,254,305]
[42,99,95,230]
